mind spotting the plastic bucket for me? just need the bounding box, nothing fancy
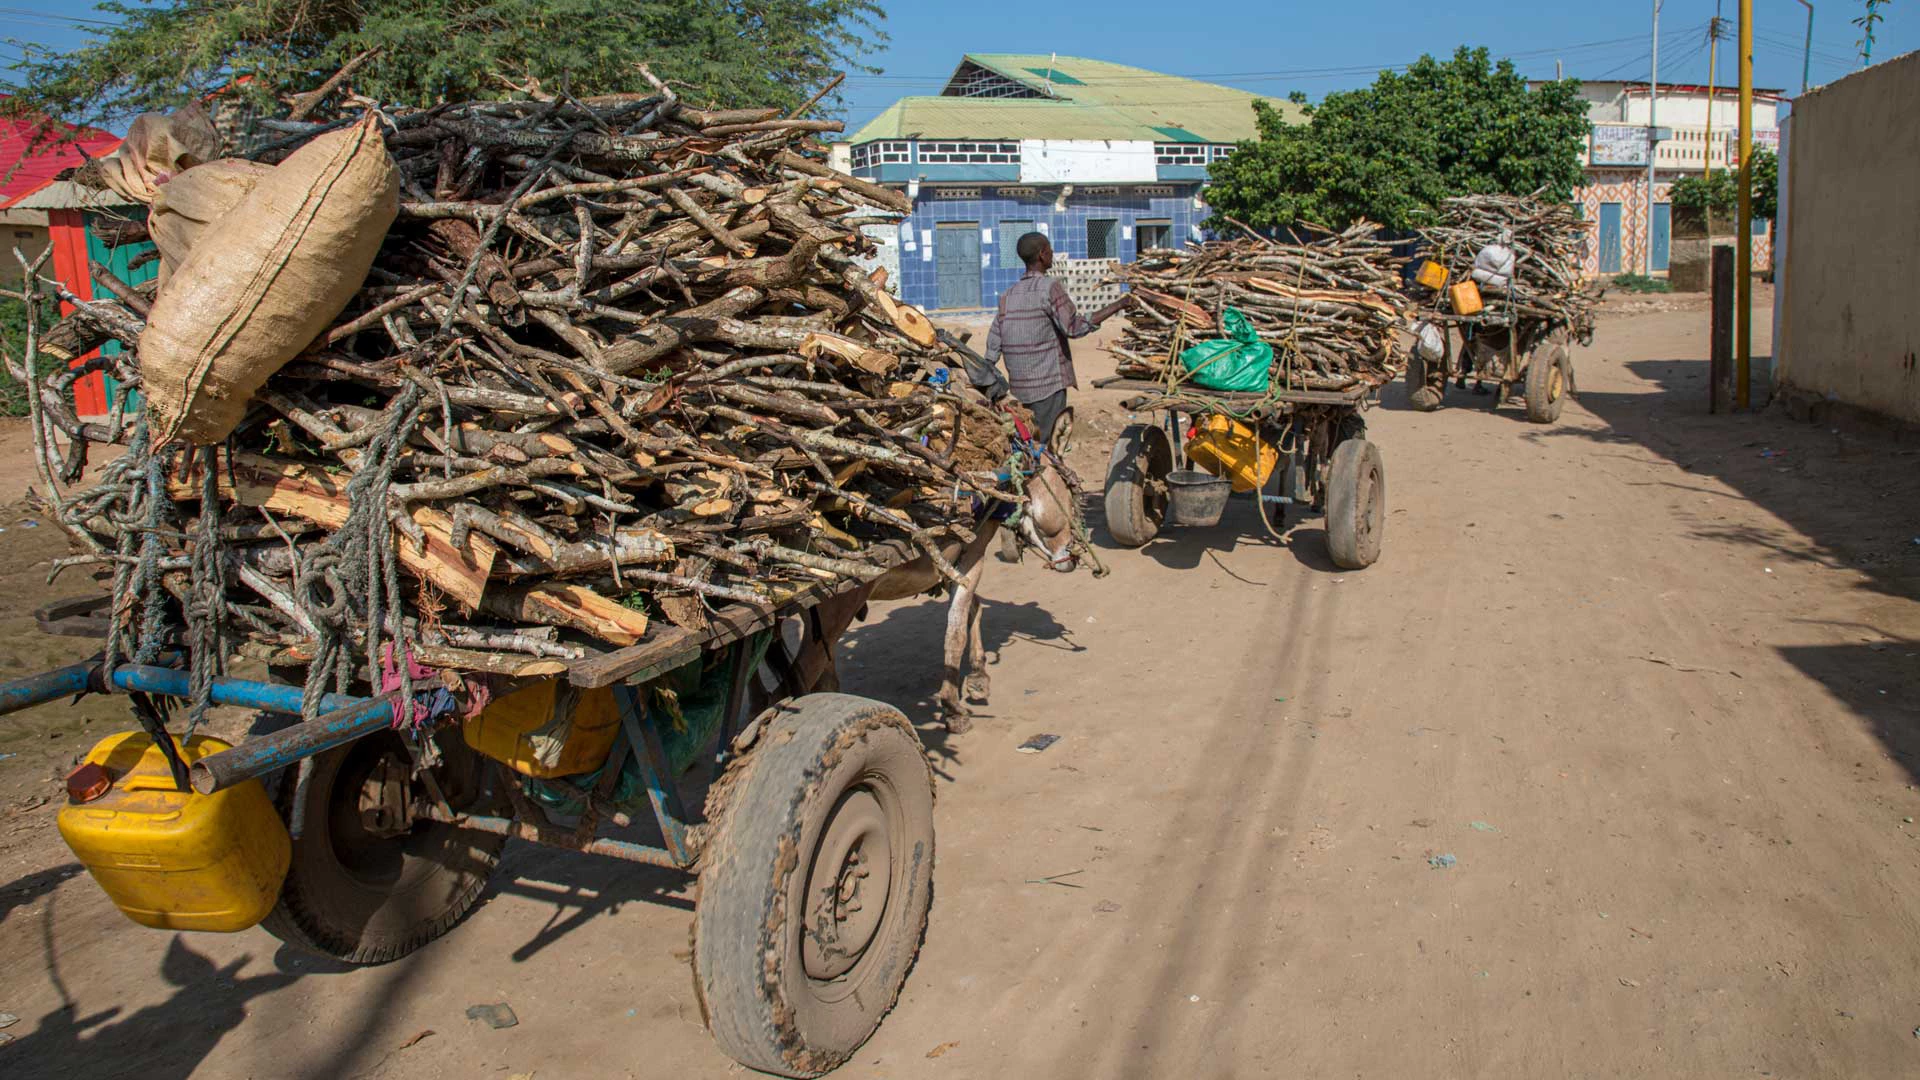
[1166,469,1233,527]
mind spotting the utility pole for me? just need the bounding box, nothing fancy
[1736,0,1754,408]
[1794,0,1814,93]
[1705,13,1725,175]
[1646,0,1662,276]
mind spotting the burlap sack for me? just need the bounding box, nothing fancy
[142,115,397,446]
[148,159,273,282]
[98,104,221,205]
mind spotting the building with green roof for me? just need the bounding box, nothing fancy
[836,55,1299,310]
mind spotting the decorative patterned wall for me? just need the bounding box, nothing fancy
[1575,168,1771,278]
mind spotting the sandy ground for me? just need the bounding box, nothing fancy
[6,288,1920,1078]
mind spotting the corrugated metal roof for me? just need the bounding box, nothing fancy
[3,179,134,211]
[850,55,1302,144]
[0,98,123,205]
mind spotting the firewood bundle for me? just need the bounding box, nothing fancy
[23,85,1051,718]
[1416,192,1599,340]
[1109,224,1409,391]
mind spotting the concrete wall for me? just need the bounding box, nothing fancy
[0,217,51,287]
[1774,50,1920,424]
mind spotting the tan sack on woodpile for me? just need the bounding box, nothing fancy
[142,114,397,446]
[97,104,221,205]
[148,159,273,282]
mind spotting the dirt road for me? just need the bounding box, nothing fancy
[5,294,1920,1078]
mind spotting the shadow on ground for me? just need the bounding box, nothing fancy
[1540,353,1920,786]
[837,593,1079,780]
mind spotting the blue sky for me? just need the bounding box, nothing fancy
[0,0,1908,131]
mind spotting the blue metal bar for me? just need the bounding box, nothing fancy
[615,684,695,868]
[0,662,96,716]
[421,808,682,868]
[189,691,394,794]
[109,665,367,717]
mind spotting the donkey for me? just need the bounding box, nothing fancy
[868,452,1086,733]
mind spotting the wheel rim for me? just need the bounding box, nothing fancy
[1548,352,1566,402]
[802,784,895,983]
[1355,464,1379,548]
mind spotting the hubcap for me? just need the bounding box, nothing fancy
[802,788,892,980]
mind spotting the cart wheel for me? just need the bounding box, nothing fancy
[1524,339,1571,424]
[695,694,934,1078]
[1325,438,1385,570]
[260,728,505,965]
[1103,423,1169,548]
[1049,405,1076,456]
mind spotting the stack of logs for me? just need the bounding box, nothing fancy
[26,86,1037,705]
[1108,223,1409,391]
[1417,192,1599,338]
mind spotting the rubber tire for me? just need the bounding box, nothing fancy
[1524,341,1570,424]
[1104,423,1166,548]
[695,694,934,1078]
[259,730,506,965]
[1325,438,1385,570]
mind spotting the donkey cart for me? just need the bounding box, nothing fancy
[1,548,930,1078]
[1092,376,1386,570]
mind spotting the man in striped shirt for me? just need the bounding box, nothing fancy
[977,231,1132,447]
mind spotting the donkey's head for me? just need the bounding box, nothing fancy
[1005,452,1100,575]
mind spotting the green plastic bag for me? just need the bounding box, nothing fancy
[1179,307,1273,392]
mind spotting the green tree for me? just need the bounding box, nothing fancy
[1667,147,1777,224]
[4,0,885,135]
[1205,47,1589,231]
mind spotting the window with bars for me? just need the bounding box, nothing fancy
[1135,219,1172,253]
[917,141,1020,164]
[1087,218,1120,260]
[849,141,911,170]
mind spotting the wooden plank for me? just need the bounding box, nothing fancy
[1097,376,1371,407]
[567,539,913,689]
[176,453,499,611]
[482,582,650,646]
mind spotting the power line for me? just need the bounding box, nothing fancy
[0,7,120,27]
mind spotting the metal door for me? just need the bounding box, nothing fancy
[1597,202,1623,274]
[935,223,981,309]
[1650,202,1671,272]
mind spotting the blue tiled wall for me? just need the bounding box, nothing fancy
[894,187,1205,311]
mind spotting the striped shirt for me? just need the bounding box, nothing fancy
[983,271,1095,404]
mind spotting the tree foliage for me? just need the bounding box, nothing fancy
[1667,148,1778,223]
[1205,47,1590,232]
[3,0,885,135]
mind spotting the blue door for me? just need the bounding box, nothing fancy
[1650,202,1671,272]
[1598,202,1623,274]
[935,223,981,309]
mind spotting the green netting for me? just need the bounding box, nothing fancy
[1178,307,1274,393]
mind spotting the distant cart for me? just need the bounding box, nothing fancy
[1405,281,1596,424]
[1092,375,1386,570]
[0,545,930,1078]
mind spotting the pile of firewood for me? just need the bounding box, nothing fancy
[21,82,1056,719]
[1108,223,1409,391]
[1416,192,1599,339]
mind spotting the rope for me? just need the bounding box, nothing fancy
[184,443,228,733]
[296,381,428,722]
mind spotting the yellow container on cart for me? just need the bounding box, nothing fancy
[1184,414,1279,493]
[57,731,291,932]
[463,681,623,778]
